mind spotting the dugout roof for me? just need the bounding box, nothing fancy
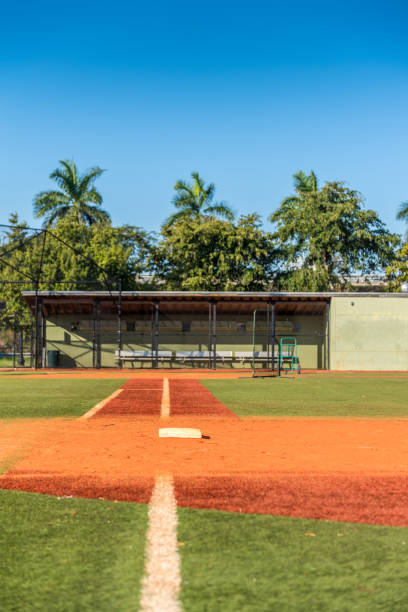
[22,290,406,317]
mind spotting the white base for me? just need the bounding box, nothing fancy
[159,428,202,439]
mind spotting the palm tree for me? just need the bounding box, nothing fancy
[397,201,408,223]
[33,160,110,226]
[270,170,319,218]
[164,171,234,226]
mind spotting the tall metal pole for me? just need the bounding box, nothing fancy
[117,279,122,369]
[34,284,39,369]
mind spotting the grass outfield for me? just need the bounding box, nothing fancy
[2,489,407,612]
[0,378,126,418]
[202,376,408,417]
[179,507,408,611]
[0,490,147,611]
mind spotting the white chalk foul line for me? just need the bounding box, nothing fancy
[161,378,170,418]
[78,388,124,420]
[140,474,181,612]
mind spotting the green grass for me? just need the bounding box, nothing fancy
[202,376,408,417]
[0,357,13,368]
[0,489,147,612]
[0,378,127,418]
[179,507,408,611]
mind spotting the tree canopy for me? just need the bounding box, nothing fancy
[270,175,399,291]
[164,171,234,226]
[0,213,154,323]
[386,242,408,291]
[153,214,277,290]
[33,160,110,226]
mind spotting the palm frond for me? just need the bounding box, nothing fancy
[396,201,408,221]
[205,203,234,221]
[78,167,105,194]
[163,210,192,227]
[33,191,69,216]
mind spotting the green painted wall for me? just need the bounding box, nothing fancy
[45,312,326,369]
[330,297,408,371]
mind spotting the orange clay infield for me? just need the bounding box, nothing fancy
[2,376,408,527]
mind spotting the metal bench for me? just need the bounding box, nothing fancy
[234,351,269,365]
[215,350,233,364]
[115,350,173,366]
[174,350,233,366]
[174,351,209,365]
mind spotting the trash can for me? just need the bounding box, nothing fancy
[47,350,59,368]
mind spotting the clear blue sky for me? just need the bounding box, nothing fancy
[0,0,407,236]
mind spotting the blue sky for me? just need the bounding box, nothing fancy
[0,0,407,236]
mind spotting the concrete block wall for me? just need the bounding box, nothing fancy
[330,297,408,371]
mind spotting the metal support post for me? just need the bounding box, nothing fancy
[208,303,212,369]
[17,314,25,367]
[95,299,101,369]
[212,302,217,369]
[92,300,97,368]
[35,298,43,368]
[154,302,159,368]
[34,286,39,369]
[326,301,330,370]
[117,279,122,369]
[42,305,47,367]
[271,302,276,374]
[30,318,34,368]
[12,315,16,369]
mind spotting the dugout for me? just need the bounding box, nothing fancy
[22,291,408,370]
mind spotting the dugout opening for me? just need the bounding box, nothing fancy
[22,291,330,369]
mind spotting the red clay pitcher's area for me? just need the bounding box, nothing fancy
[2,377,408,526]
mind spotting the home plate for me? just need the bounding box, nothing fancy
[159,428,202,439]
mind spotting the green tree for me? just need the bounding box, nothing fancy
[270,175,399,290]
[153,214,277,290]
[33,160,110,226]
[0,213,155,323]
[280,170,319,207]
[386,242,408,291]
[164,171,234,226]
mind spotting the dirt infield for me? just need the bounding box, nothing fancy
[2,378,408,525]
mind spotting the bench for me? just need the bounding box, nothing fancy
[115,350,173,366]
[234,351,299,367]
[235,351,269,365]
[174,350,233,366]
[174,351,209,366]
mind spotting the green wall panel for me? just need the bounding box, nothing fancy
[330,297,408,371]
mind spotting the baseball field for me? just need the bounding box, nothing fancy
[1,369,408,611]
